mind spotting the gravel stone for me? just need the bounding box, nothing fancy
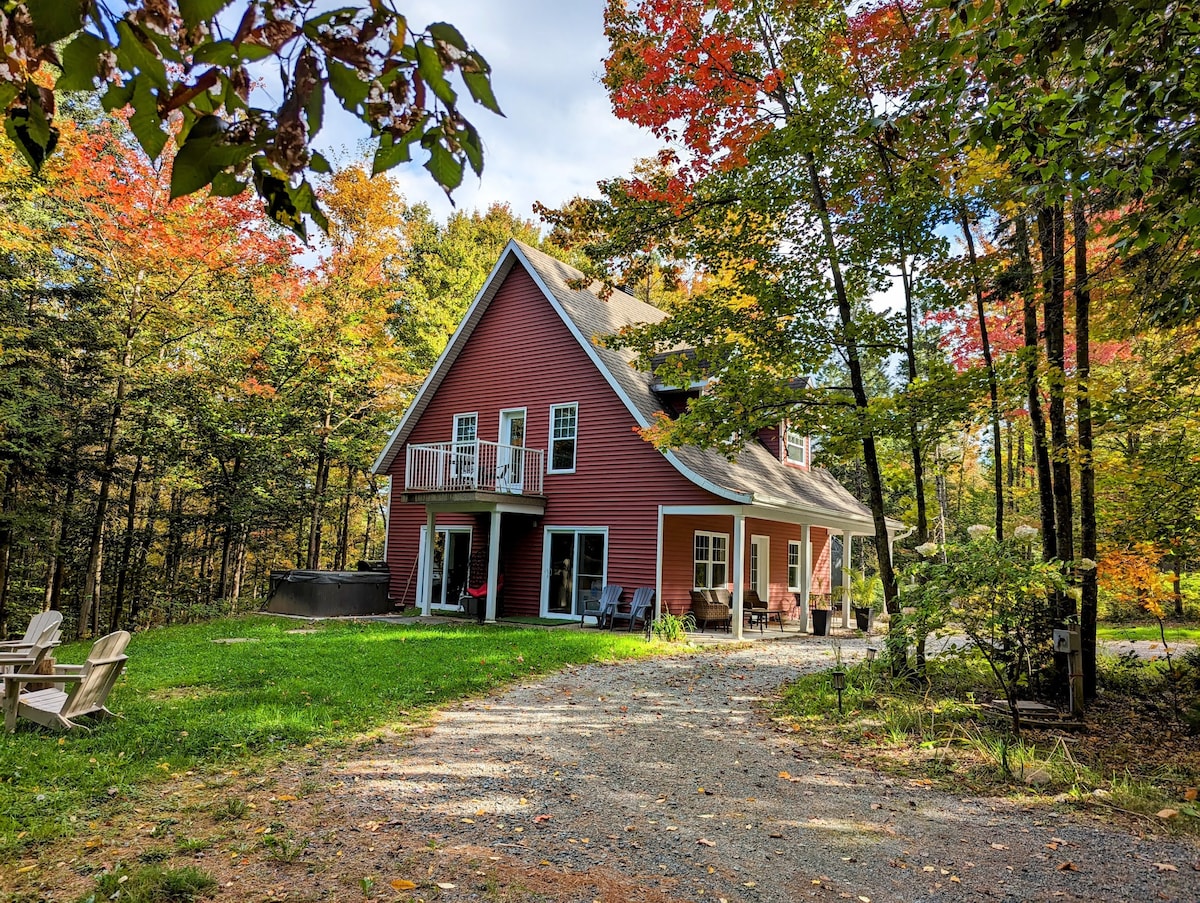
[326,638,1199,902]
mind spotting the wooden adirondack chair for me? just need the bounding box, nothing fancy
[582,584,622,627]
[0,610,62,654]
[611,587,655,632]
[2,630,130,732]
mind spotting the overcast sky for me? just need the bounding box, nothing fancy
[313,0,662,229]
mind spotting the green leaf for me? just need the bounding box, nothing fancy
[192,40,239,67]
[57,32,107,91]
[129,77,169,161]
[415,41,457,107]
[463,66,502,115]
[424,142,463,193]
[303,78,324,136]
[178,0,233,30]
[29,0,86,45]
[100,80,134,112]
[4,91,58,171]
[170,127,251,199]
[428,22,468,51]
[460,121,483,177]
[372,127,423,175]
[309,152,332,175]
[327,60,369,114]
[115,21,168,89]
[209,172,246,197]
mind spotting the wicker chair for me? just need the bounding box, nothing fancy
[689,589,731,632]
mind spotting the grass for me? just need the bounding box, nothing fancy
[777,651,1200,834]
[1096,623,1200,644]
[0,614,661,854]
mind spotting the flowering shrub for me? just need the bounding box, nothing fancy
[899,529,1067,732]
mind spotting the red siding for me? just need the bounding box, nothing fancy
[662,515,831,617]
[386,264,716,614]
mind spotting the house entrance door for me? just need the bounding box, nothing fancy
[750,535,769,602]
[498,409,526,493]
[428,527,472,609]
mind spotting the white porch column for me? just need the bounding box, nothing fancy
[484,509,501,623]
[654,506,664,622]
[732,513,745,640]
[799,524,811,633]
[841,530,853,628]
[422,508,436,616]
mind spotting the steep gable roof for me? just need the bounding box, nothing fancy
[373,240,883,533]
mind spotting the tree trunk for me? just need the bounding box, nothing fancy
[48,479,75,614]
[1015,215,1057,561]
[81,372,126,639]
[306,408,333,570]
[1038,204,1074,579]
[805,155,896,602]
[111,451,143,631]
[127,477,161,627]
[900,250,929,545]
[1073,193,1098,698]
[0,471,16,637]
[335,466,354,570]
[231,524,249,606]
[959,206,1004,539]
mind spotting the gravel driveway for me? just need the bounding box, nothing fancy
[315,638,1198,903]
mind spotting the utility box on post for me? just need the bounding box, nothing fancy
[1054,627,1084,716]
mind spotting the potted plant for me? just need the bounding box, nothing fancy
[844,567,882,633]
[809,594,832,636]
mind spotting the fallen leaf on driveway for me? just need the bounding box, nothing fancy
[991,843,1009,850]
[1157,809,1179,819]
[390,879,417,890]
[1153,863,1178,872]
[436,882,456,889]
[1056,862,1078,872]
[697,838,716,847]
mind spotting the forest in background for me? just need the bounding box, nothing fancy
[0,106,545,639]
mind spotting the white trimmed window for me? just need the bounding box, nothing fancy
[693,531,729,589]
[788,541,802,591]
[785,424,807,466]
[549,403,578,473]
[452,413,478,478]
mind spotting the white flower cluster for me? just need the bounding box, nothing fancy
[967,524,992,540]
[916,541,940,558]
[1013,524,1039,541]
[1078,558,1097,571]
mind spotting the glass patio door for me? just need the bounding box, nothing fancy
[545,529,606,616]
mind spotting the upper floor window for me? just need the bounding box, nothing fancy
[785,423,807,466]
[549,403,578,473]
[452,412,477,478]
[693,531,728,589]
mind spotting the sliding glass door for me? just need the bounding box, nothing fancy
[544,528,607,617]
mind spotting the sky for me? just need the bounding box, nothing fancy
[313,0,662,229]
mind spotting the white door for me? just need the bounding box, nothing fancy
[750,535,770,603]
[498,409,525,493]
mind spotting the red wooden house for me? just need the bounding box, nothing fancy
[372,241,903,637]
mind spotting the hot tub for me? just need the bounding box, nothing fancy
[265,569,391,617]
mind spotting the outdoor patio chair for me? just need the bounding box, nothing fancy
[689,590,731,632]
[0,610,62,654]
[0,624,59,677]
[583,584,622,627]
[611,587,654,632]
[2,630,130,732]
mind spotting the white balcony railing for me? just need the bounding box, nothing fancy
[404,440,545,495]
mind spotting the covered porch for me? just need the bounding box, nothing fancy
[656,504,903,641]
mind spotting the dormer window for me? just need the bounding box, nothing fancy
[785,424,807,467]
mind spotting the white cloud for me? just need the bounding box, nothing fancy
[312,0,661,228]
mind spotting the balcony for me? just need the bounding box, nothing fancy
[404,440,545,496]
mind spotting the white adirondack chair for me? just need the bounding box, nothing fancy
[2,630,130,732]
[0,610,62,654]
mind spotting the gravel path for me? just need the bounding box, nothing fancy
[319,639,1198,903]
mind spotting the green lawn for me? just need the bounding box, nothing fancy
[1097,624,1200,644]
[0,616,661,854]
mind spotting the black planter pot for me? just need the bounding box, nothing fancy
[854,607,874,632]
[811,608,831,636]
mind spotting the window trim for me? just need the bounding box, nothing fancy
[451,412,478,479]
[787,540,802,592]
[693,530,730,590]
[452,411,478,445]
[547,402,579,474]
[785,422,807,467]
